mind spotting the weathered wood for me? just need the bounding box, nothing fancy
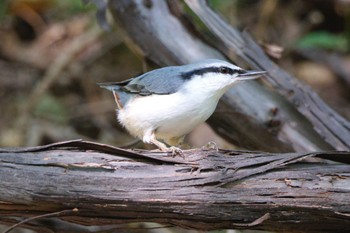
[1,141,350,232]
[184,0,350,150]
[106,0,341,152]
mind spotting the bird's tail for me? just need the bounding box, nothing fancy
[97,82,131,109]
[97,82,122,92]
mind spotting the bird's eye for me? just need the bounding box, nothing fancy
[219,67,230,74]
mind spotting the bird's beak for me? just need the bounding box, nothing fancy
[236,70,266,81]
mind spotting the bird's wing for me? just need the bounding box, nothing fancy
[98,66,185,96]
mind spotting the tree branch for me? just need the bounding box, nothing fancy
[1,140,350,232]
[107,0,343,152]
[184,0,350,150]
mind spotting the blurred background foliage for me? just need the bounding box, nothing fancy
[1,0,350,233]
[0,0,350,150]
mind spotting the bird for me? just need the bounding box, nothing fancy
[98,59,265,154]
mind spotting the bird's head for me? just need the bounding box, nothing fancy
[180,59,266,94]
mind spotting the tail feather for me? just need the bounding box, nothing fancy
[98,82,132,108]
[97,79,131,92]
[97,82,121,92]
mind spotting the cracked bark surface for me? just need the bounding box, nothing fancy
[1,140,350,232]
[2,1,350,233]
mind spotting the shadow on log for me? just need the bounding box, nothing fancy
[1,140,350,232]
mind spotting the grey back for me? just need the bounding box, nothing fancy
[98,59,236,105]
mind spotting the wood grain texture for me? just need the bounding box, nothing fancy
[1,140,350,232]
[184,0,350,150]
[107,0,343,152]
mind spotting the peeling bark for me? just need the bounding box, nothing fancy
[0,140,350,232]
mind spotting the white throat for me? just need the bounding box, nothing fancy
[180,73,237,101]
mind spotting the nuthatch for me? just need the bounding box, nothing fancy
[99,59,265,154]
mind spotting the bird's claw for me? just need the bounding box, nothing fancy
[201,141,219,151]
[168,146,184,158]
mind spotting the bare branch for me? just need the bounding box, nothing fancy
[107,0,340,152]
[1,141,350,232]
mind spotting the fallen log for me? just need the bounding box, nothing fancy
[1,140,350,232]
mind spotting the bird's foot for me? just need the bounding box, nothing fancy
[167,146,184,158]
[201,141,219,151]
[146,134,184,157]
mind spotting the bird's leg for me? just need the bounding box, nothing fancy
[143,131,183,156]
[151,138,169,152]
[164,136,188,156]
[143,131,169,152]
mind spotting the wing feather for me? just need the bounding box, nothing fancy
[98,66,185,96]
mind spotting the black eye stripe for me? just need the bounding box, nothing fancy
[181,66,243,79]
[219,67,229,74]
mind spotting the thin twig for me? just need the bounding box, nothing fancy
[2,208,78,233]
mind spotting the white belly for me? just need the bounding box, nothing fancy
[117,91,221,141]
